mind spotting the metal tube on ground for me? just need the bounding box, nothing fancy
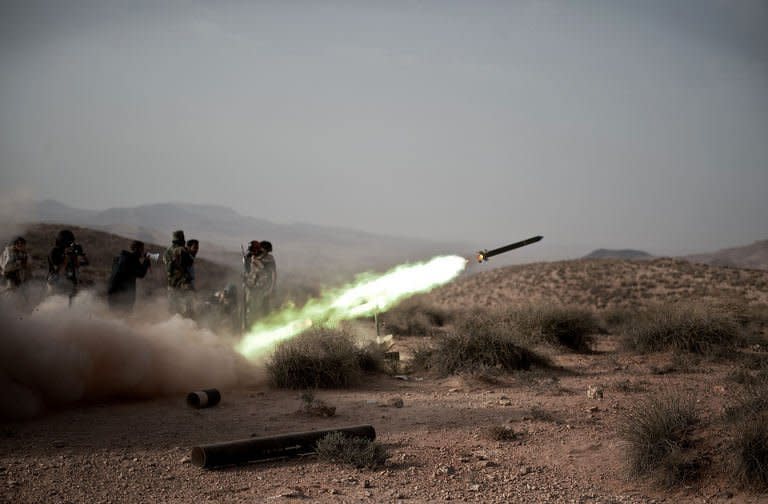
[186,389,221,409]
[191,424,376,469]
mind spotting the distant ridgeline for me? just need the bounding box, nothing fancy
[583,249,653,260]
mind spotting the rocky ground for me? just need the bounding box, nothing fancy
[1,334,764,503]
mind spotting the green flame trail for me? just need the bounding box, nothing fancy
[236,255,467,360]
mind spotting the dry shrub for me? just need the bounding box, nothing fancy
[600,307,636,333]
[731,415,768,490]
[508,306,599,352]
[315,432,388,469]
[622,304,740,355]
[619,395,701,487]
[267,328,373,389]
[487,425,519,441]
[416,312,549,375]
[725,384,768,423]
[380,300,451,336]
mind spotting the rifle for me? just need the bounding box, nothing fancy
[241,244,248,333]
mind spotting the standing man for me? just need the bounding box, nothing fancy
[1,236,31,291]
[107,240,152,313]
[186,239,199,291]
[47,229,89,304]
[243,240,277,327]
[257,240,277,315]
[163,230,194,317]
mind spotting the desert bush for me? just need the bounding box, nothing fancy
[315,432,388,469]
[600,307,636,333]
[725,384,768,423]
[380,300,451,336]
[731,415,768,490]
[416,313,549,375]
[487,425,519,441]
[507,306,599,352]
[619,395,701,487]
[622,304,740,355]
[267,328,370,389]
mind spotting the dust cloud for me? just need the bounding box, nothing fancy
[0,291,261,420]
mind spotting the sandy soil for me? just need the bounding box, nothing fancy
[1,335,763,504]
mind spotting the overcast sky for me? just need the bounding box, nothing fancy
[1,0,766,256]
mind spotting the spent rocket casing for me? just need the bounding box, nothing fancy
[476,235,543,263]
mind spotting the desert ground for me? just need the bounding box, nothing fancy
[2,245,768,503]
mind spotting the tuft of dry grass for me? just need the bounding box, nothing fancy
[487,425,520,441]
[731,415,768,491]
[619,394,701,487]
[414,314,550,375]
[314,432,388,469]
[268,328,376,389]
[622,304,740,355]
[379,299,451,336]
[507,305,599,352]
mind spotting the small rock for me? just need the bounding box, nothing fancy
[586,385,604,400]
[387,397,404,408]
[480,460,498,468]
[435,465,456,475]
[280,487,306,498]
[362,480,371,488]
[52,440,66,448]
[587,406,599,413]
[468,484,480,491]
[519,466,532,475]
[448,388,460,393]
[498,399,512,406]
[180,456,191,464]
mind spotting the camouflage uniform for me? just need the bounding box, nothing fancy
[244,247,276,325]
[1,238,30,291]
[164,230,195,317]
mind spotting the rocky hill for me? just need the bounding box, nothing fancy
[428,257,768,310]
[583,248,653,260]
[685,239,768,270]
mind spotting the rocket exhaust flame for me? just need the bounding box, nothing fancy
[236,255,468,360]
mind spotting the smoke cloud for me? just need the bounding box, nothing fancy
[0,292,260,420]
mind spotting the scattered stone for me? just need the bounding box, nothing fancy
[498,399,512,406]
[435,465,456,475]
[587,406,599,413]
[713,385,727,395]
[180,456,191,464]
[468,484,480,491]
[387,397,404,408]
[586,385,603,400]
[280,487,306,498]
[519,466,532,476]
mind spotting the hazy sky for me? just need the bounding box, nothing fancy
[1,0,766,255]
